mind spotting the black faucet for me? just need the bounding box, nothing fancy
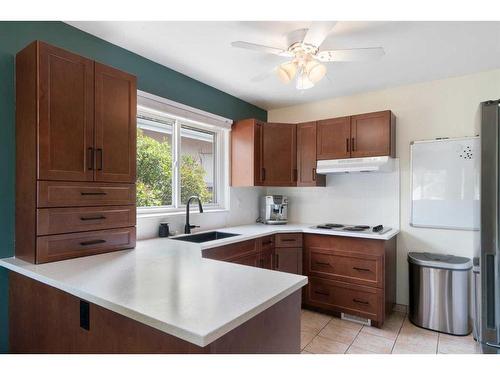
[185,196,204,234]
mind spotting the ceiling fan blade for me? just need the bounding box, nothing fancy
[302,21,337,47]
[316,47,385,62]
[231,41,291,57]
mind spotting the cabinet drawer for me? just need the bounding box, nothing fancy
[306,277,382,321]
[307,248,383,288]
[275,233,303,248]
[259,235,275,251]
[36,227,136,263]
[37,206,136,236]
[202,239,257,261]
[38,181,136,207]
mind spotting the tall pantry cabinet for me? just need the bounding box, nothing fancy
[16,41,137,264]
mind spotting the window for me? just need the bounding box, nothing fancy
[136,92,230,215]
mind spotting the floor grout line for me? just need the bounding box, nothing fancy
[389,313,406,354]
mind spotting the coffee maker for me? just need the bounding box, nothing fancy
[260,195,288,225]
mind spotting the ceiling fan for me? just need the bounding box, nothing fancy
[231,22,384,90]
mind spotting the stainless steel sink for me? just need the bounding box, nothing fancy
[171,231,240,243]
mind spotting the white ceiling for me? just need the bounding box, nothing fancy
[67,21,500,110]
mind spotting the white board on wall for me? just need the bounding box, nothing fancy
[410,136,480,230]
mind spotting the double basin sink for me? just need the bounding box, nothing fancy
[172,231,240,243]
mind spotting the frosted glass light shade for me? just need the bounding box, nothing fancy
[305,60,327,83]
[276,62,297,83]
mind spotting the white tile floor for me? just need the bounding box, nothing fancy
[300,309,481,354]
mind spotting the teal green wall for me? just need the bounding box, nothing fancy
[0,21,267,353]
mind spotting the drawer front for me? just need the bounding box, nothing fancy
[259,235,275,251]
[37,206,136,235]
[36,227,136,263]
[230,252,261,268]
[38,181,136,207]
[307,248,383,288]
[275,233,303,248]
[306,277,382,321]
[202,239,257,261]
[304,234,384,256]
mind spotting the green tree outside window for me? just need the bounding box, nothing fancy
[136,129,212,207]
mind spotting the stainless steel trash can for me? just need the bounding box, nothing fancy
[408,252,472,335]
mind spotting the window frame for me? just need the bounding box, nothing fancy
[136,95,230,218]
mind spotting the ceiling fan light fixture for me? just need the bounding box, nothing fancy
[276,62,297,84]
[305,60,327,84]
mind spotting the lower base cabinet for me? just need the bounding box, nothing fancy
[302,234,396,327]
[9,272,301,354]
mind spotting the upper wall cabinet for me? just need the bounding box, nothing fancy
[37,42,95,181]
[316,116,351,160]
[317,110,396,160]
[36,42,136,183]
[262,123,297,186]
[231,119,264,187]
[94,63,137,183]
[350,110,395,158]
[297,122,325,187]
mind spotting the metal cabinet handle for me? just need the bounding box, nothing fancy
[351,137,356,152]
[275,254,280,269]
[346,138,350,152]
[294,168,298,182]
[353,267,370,272]
[96,148,103,171]
[87,148,94,170]
[81,191,107,196]
[353,298,369,305]
[281,238,296,242]
[312,168,317,181]
[314,290,330,296]
[80,216,106,221]
[80,239,106,246]
[262,167,266,181]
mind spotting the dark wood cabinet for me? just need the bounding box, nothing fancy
[350,111,395,158]
[316,116,351,160]
[317,111,395,160]
[95,63,137,183]
[303,234,396,327]
[297,122,325,187]
[15,41,137,264]
[230,119,264,187]
[37,42,95,182]
[231,111,395,187]
[262,123,297,186]
[274,233,302,275]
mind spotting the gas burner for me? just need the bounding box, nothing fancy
[343,226,368,232]
[353,225,370,229]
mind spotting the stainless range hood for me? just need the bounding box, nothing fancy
[316,156,395,174]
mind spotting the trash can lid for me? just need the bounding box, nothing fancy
[408,252,472,270]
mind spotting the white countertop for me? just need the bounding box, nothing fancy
[193,223,399,250]
[0,223,398,347]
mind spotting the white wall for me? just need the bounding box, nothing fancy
[267,160,400,228]
[268,68,500,305]
[137,187,262,239]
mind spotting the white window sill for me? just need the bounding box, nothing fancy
[137,207,229,219]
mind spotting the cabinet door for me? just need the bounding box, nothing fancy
[351,111,393,158]
[95,63,137,183]
[316,116,351,160]
[261,247,275,269]
[231,252,261,267]
[38,42,95,181]
[297,122,325,186]
[275,247,302,274]
[262,123,297,186]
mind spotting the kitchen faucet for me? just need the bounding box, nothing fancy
[185,196,204,234]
